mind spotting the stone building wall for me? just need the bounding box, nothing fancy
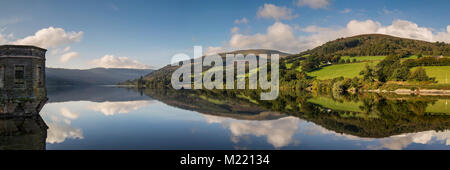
[0,45,46,100]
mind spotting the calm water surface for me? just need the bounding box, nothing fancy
[41,86,450,150]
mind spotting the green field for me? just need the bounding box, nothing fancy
[308,96,363,112]
[426,99,450,114]
[412,66,450,84]
[340,56,386,61]
[307,61,379,80]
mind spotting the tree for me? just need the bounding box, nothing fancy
[375,54,401,82]
[331,55,341,63]
[390,65,410,81]
[409,67,432,81]
[283,70,297,81]
[301,55,320,72]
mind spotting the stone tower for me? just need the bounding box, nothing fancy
[0,45,48,149]
[0,45,47,100]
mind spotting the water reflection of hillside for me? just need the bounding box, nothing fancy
[296,93,450,138]
[138,88,450,139]
[140,88,285,121]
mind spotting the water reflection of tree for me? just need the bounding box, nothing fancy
[282,92,450,138]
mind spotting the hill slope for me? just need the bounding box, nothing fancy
[142,34,450,87]
[291,34,450,60]
[47,67,153,86]
[140,49,290,86]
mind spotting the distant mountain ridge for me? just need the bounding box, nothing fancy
[46,67,153,86]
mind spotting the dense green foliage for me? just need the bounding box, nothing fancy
[284,34,450,75]
[375,54,403,82]
[300,55,320,72]
[403,56,450,67]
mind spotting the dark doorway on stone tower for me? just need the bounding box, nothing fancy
[15,65,25,88]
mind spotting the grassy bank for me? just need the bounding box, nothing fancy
[307,61,379,80]
[412,66,450,84]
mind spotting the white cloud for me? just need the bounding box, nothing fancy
[230,26,239,34]
[376,20,434,41]
[229,21,300,53]
[12,27,83,48]
[59,51,79,63]
[46,122,84,144]
[340,8,351,13]
[90,55,152,69]
[60,107,79,120]
[89,100,152,116]
[435,25,450,42]
[205,46,226,55]
[257,4,298,20]
[42,105,84,144]
[296,0,330,9]
[347,20,381,35]
[234,17,248,24]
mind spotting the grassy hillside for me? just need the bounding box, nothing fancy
[412,66,450,84]
[426,99,450,114]
[140,34,450,90]
[307,61,379,80]
[141,49,290,84]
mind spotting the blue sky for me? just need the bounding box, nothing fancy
[1,0,450,69]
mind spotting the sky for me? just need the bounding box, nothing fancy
[1,0,450,69]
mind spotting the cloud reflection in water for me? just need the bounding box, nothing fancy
[204,115,300,148]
